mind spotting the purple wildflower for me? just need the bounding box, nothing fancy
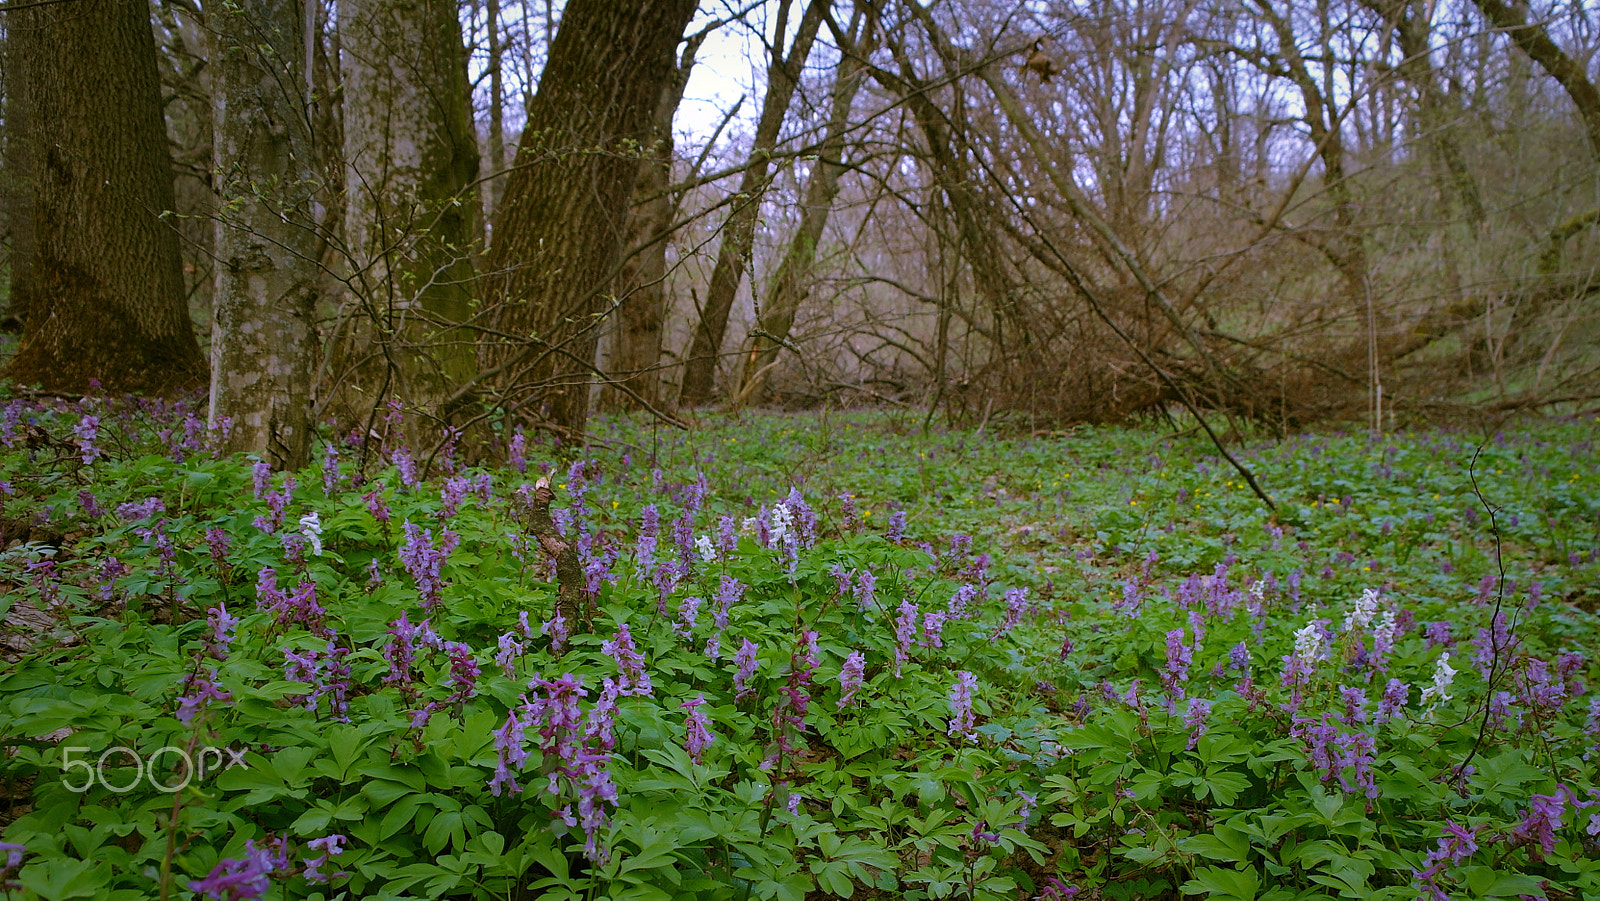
[392,448,419,490]
[947,583,980,618]
[303,834,347,883]
[208,603,240,659]
[1162,628,1194,705]
[886,510,907,542]
[1509,788,1570,858]
[997,587,1029,637]
[321,444,342,496]
[176,669,232,725]
[545,611,570,655]
[251,460,272,499]
[601,623,652,697]
[117,497,165,521]
[674,596,703,639]
[948,671,978,743]
[838,651,866,708]
[892,599,918,677]
[1376,678,1408,723]
[0,842,23,890]
[853,569,878,612]
[495,632,525,679]
[682,693,714,764]
[489,709,529,797]
[1183,698,1212,750]
[188,837,288,901]
[399,520,459,609]
[77,490,105,518]
[838,493,859,530]
[509,430,528,474]
[733,639,760,701]
[364,487,391,525]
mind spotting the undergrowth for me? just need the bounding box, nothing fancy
[1,397,1598,900]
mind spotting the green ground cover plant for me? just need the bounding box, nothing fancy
[1,397,1597,900]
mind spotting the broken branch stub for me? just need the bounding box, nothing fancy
[527,476,589,642]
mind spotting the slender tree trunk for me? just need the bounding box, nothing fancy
[482,0,698,436]
[210,0,321,470]
[1250,0,1370,315]
[3,0,206,395]
[604,33,704,412]
[741,12,875,400]
[678,0,825,406]
[486,0,507,219]
[341,0,480,421]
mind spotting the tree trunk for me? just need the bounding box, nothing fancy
[603,33,705,413]
[678,0,825,407]
[482,0,698,436]
[1,20,37,335]
[3,0,206,396]
[209,0,321,470]
[340,0,480,421]
[740,12,875,401]
[486,0,507,220]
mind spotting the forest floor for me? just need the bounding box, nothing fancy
[1,400,1598,900]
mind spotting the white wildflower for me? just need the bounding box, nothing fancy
[740,516,758,535]
[770,504,793,546]
[1344,587,1380,631]
[694,534,717,563]
[1419,652,1457,713]
[299,512,323,556]
[1248,579,1266,600]
[1292,621,1325,664]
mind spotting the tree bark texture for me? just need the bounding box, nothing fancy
[209,0,321,470]
[483,0,698,436]
[678,0,825,407]
[340,0,480,414]
[603,33,704,413]
[3,0,206,396]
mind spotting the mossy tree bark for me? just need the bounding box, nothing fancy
[482,0,698,436]
[3,0,206,396]
[340,0,481,423]
[209,0,321,470]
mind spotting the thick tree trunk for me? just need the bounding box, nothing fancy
[0,21,36,334]
[678,0,825,407]
[603,33,704,413]
[3,0,206,396]
[482,0,698,436]
[340,0,480,419]
[740,16,874,402]
[209,0,321,470]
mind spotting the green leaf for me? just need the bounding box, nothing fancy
[18,859,108,900]
[1181,865,1259,901]
[1179,829,1250,864]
